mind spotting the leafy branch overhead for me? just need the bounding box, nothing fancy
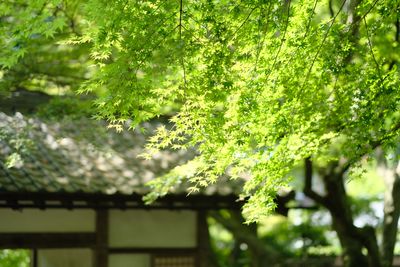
[1,0,400,221]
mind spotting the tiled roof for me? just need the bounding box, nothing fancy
[0,112,303,211]
[0,112,203,196]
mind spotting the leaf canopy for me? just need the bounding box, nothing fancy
[1,0,400,221]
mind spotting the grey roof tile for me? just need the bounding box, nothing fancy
[0,112,213,196]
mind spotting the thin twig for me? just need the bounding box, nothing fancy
[363,17,382,81]
[228,6,258,42]
[396,13,400,43]
[134,25,180,74]
[266,0,292,81]
[301,0,347,89]
[354,0,380,24]
[268,0,318,82]
[253,3,272,72]
[339,121,400,175]
[179,0,187,88]
[179,0,183,38]
[303,0,319,39]
[139,12,178,48]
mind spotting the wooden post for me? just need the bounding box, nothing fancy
[197,210,218,267]
[31,249,38,267]
[94,209,108,267]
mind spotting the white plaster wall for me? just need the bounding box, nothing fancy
[109,210,197,248]
[109,254,150,267]
[38,248,92,267]
[0,209,95,232]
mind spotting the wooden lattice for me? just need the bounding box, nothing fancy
[153,255,195,267]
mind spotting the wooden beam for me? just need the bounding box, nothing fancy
[0,192,243,210]
[94,209,108,267]
[108,247,196,254]
[0,233,95,248]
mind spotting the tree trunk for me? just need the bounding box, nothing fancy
[210,210,281,267]
[323,173,370,267]
[378,154,400,267]
[304,159,381,267]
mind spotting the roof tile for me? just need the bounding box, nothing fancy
[0,113,203,196]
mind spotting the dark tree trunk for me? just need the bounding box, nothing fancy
[381,171,400,267]
[323,172,370,267]
[377,150,400,267]
[304,158,381,267]
[210,210,281,267]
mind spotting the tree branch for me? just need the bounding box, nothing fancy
[396,12,400,43]
[358,226,381,267]
[303,157,327,206]
[338,121,400,175]
[179,0,183,38]
[209,210,281,265]
[389,10,399,70]
[328,0,335,17]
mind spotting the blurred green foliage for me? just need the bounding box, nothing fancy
[0,250,30,267]
[36,96,95,119]
[210,212,340,266]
